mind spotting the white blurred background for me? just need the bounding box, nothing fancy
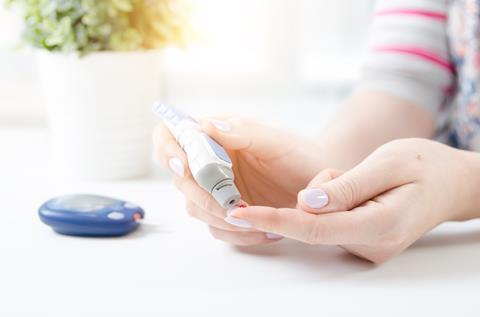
[0,0,374,133]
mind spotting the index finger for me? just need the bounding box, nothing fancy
[152,122,188,172]
[230,205,378,245]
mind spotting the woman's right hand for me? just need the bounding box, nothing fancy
[153,116,324,245]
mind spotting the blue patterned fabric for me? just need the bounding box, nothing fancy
[447,0,480,150]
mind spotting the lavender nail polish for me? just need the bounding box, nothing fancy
[266,232,283,240]
[224,216,252,229]
[301,189,329,209]
[168,157,185,177]
[208,119,231,132]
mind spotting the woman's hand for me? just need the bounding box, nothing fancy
[153,117,323,245]
[228,138,480,263]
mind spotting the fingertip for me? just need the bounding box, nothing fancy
[297,188,330,214]
[297,192,316,214]
[229,205,257,219]
[230,206,281,232]
[160,141,192,178]
[199,119,230,140]
[230,206,310,242]
[200,119,248,150]
[199,120,216,135]
[204,118,232,133]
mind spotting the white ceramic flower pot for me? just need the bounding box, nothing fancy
[36,50,161,180]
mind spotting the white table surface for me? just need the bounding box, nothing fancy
[1,126,480,317]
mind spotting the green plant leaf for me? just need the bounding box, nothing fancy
[4,0,193,56]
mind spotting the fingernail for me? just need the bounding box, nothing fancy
[301,189,329,209]
[266,232,283,240]
[208,119,231,132]
[224,216,252,229]
[168,157,184,177]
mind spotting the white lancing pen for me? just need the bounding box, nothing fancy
[152,103,241,209]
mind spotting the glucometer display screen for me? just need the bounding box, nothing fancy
[49,195,118,212]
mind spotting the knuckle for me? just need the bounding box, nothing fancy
[374,139,406,158]
[376,139,408,152]
[372,148,401,169]
[375,138,426,159]
[335,178,361,210]
[304,220,328,245]
[374,139,431,178]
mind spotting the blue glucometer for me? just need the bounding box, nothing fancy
[38,194,145,237]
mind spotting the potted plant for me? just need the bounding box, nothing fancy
[5,0,191,180]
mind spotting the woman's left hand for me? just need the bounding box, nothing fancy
[228,138,480,263]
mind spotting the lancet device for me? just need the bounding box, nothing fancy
[152,103,241,209]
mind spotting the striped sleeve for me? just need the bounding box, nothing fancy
[356,0,455,119]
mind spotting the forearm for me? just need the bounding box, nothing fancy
[318,91,436,170]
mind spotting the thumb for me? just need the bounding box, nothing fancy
[296,168,343,212]
[200,117,294,159]
[298,155,409,213]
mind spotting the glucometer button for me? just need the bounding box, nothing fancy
[107,212,125,220]
[133,213,143,222]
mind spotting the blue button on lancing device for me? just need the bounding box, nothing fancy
[38,194,145,237]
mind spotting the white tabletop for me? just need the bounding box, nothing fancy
[1,127,480,317]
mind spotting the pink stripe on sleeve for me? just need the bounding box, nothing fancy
[374,45,455,73]
[375,8,447,20]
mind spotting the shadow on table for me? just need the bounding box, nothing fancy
[234,240,373,280]
[126,223,175,238]
[371,226,480,283]
[411,228,480,249]
[233,223,480,282]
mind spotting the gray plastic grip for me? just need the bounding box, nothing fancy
[195,164,241,209]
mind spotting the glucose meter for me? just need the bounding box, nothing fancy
[38,194,145,237]
[152,103,241,209]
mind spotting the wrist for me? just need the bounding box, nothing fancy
[452,149,480,221]
[314,139,364,171]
